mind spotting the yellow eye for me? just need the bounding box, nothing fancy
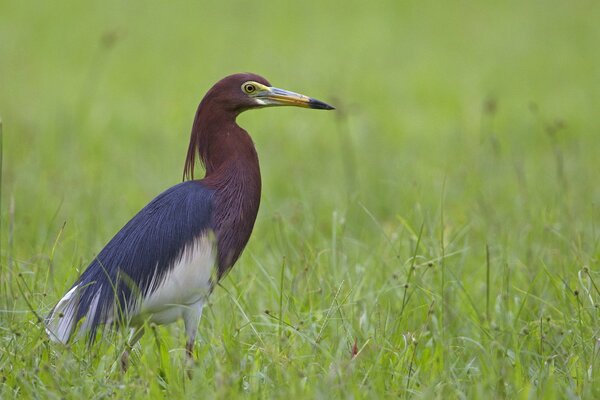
[242,82,257,94]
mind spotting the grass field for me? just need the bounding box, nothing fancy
[1,0,600,398]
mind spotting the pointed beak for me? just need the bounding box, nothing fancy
[256,87,335,110]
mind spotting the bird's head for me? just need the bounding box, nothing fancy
[204,73,335,114]
[184,73,335,180]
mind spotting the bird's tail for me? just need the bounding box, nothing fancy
[45,285,81,344]
[46,276,129,344]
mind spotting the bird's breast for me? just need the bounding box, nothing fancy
[212,184,260,275]
[206,162,261,277]
[136,233,216,324]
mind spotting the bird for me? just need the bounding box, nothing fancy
[45,73,334,366]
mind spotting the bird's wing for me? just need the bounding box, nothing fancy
[46,181,215,344]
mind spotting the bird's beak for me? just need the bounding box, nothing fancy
[256,86,335,110]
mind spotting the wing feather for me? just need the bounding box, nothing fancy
[46,181,214,343]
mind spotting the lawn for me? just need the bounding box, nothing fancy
[1,0,599,398]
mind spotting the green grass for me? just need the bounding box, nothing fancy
[1,0,600,398]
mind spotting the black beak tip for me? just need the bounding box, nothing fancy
[309,98,335,110]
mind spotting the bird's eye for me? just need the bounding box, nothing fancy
[242,83,256,94]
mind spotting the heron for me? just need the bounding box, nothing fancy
[45,73,334,367]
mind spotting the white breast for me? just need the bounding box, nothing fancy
[137,233,216,325]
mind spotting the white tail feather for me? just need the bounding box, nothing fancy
[46,285,80,343]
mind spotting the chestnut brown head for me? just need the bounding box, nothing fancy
[202,73,335,115]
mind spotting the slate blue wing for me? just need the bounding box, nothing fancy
[46,180,214,343]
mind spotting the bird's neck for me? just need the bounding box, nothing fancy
[203,136,261,191]
[190,104,261,194]
[201,122,259,177]
[191,108,262,276]
[185,100,256,173]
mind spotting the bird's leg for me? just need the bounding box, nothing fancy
[183,300,204,375]
[120,327,145,372]
[185,340,194,359]
[120,350,130,372]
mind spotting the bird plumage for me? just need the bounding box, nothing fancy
[46,181,215,343]
[46,73,333,363]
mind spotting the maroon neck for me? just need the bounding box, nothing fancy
[184,99,262,277]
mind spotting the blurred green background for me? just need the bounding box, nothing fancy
[1,0,599,398]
